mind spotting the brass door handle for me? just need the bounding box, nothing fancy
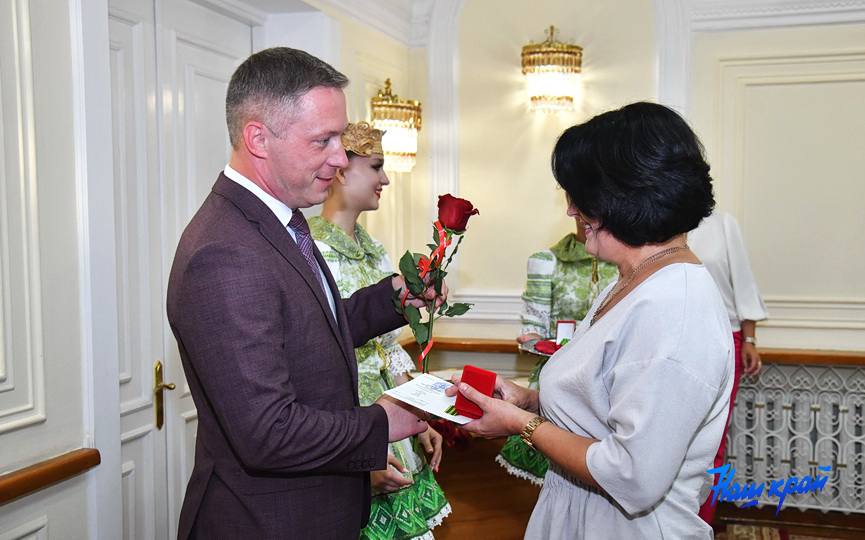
[153,360,177,430]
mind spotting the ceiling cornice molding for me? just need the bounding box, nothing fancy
[693,0,865,30]
[311,0,415,46]
[410,0,435,47]
[190,0,268,26]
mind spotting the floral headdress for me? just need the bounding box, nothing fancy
[341,122,384,157]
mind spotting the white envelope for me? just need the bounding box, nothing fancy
[383,373,472,425]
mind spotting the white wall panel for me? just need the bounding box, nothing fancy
[692,23,865,350]
[0,0,87,481]
[0,476,90,539]
[0,516,47,540]
[0,0,45,437]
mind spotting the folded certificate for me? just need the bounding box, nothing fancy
[384,373,472,425]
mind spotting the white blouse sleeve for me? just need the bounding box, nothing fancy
[586,356,721,515]
[721,213,768,322]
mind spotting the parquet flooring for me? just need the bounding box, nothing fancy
[434,437,540,540]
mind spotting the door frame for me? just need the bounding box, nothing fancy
[73,0,124,537]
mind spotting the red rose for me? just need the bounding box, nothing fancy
[437,194,479,232]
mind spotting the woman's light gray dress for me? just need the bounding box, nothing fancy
[526,263,735,539]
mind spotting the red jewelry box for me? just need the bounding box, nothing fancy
[455,365,496,419]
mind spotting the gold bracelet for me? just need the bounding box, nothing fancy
[520,415,548,449]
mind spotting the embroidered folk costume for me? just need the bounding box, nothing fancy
[311,122,450,540]
[497,234,617,484]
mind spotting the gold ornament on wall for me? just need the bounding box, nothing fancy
[521,25,583,113]
[370,79,422,173]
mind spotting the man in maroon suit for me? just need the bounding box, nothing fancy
[167,47,436,539]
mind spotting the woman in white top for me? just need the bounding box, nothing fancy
[689,211,768,524]
[449,102,734,539]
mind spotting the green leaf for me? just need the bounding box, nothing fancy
[404,305,421,327]
[408,277,425,297]
[398,251,424,296]
[445,303,473,317]
[412,252,424,266]
[438,301,449,315]
[399,251,417,278]
[426,243,437,251]
[432,225,440,244]
[412,323,429,345]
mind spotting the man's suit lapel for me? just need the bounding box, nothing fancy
[212,175,357,391]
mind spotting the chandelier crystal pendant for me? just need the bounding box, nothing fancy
[370,79,422,173]
[521,26,582,113]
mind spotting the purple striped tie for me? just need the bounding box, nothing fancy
[288,210,327,294]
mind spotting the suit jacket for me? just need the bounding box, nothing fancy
[167,174,406,539]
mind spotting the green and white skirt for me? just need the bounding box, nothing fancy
[495,357,549,486]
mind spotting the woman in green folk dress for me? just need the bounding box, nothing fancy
[310,122,450,540]
[497,227,618,485]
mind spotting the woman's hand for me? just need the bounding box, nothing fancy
[451,383,536,438]
[371,453,413,494]
[446,371,538,412]
[516,332,542,344]
[418,426,443,472]
[742,342,762,376]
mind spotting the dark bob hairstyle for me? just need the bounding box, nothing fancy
[551,102,714,246]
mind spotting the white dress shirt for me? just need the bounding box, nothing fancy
[223,164,337,318]
[689,212,768,331]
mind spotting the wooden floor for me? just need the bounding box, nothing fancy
[434,437,541,539]
[429,438,861,540]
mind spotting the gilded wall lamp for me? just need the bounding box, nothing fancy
[521,25,582,112]
[371,79,422,173]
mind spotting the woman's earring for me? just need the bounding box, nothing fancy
[335,169,347,185]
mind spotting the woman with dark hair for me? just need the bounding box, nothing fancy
[450,102,735,539]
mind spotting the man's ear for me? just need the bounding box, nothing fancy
[242,121,268,159]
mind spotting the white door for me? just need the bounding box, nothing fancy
[109,2,170,537]
[157,2,252,537]
[107,0,251,537]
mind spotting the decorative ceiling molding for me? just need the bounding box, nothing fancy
[410,0,435,47]
[654,0,865,115]
[311,0,415,46]
[190,0,268,26]
[693,0,865,30]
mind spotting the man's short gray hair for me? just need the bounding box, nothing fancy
[225,47,348,148]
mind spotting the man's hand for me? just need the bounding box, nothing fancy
[392,275,448,310]
[371,453,413,494]
[375,394,428,442]
[418,426,443,472]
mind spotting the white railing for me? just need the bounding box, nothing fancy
[726,363,865,513]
